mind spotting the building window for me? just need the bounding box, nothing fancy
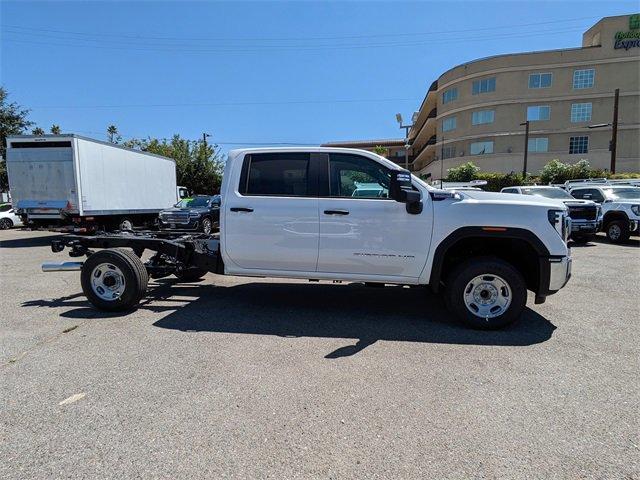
[528,73,553,89]
[470,141,494,155]
[528,138,549,152]
[442,88,458,104]
[573,69,595,89]
[442,145,456,159]
[527,105,551,121]
[569,136,589,154]
[442,116,457,132]
[471,110,495,125]
[472,77,496,95]
[571,103,592,122]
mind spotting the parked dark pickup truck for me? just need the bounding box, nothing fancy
[158,195,221,234]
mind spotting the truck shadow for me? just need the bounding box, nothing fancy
[24,281,557,357]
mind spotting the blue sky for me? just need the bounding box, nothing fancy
[1,1,636,152]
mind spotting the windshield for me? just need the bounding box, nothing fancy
[176,197,210,208]
[521,187,572,199]
[605,188,640,200]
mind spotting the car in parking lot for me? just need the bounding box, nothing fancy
[0,204,23,230]
[158,195,221,234]
[500,186,600,243]
[567,184,640,243]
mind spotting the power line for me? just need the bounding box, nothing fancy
[29,97,418,109]
[2,26,588,53]
[1,16,599,42]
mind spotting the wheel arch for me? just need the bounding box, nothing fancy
[429,227,550,294]
[602,210,629,226]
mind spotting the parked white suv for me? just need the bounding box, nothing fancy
[568,185,640,243]
[500,186,599,243]
[43,148,572,329]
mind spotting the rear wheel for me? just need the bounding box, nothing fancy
[201,217,213,235]
[81,248,148,311]
[0,218,13,230]
[605,220,630,244]
[444,257,527,330]
[119,218,133,231]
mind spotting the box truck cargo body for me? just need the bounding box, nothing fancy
[6,135,179,230]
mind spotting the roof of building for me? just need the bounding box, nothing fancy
[320,138,406,148]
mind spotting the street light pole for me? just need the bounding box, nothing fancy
[610,88,619,174]
[520,121,530,178]
[440,134,445,181]
[396,113,417,171]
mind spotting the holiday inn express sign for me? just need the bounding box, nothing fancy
[614,14,640,50]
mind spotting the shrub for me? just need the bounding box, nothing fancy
[446,162,480,181]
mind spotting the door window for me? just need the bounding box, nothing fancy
[328,154,391,198]
[572,188,604,202]
[240,153,311,196]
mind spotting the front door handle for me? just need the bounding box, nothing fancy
[230,207,253,212]
[324,209,349,216]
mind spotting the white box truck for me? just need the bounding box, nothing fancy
[6,135,181,231]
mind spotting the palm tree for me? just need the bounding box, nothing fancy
[50,124,61,134]
[107,125,120,143]
[32,127,45,135]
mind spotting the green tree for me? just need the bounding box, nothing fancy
[50,124,61,134]
[445,162,480,182]
[107,125,121,143]
[373,145,389,157]
[0,87,34,190]
[123,134,224,194]
[32,127,45,135]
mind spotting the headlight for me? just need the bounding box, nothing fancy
[548,209,570,242]
[631,205,640,216]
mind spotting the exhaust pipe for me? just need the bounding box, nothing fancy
[42,262,84,272]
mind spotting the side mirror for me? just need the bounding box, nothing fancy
[390,170,423,214]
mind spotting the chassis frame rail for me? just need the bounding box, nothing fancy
[51,231,224,274]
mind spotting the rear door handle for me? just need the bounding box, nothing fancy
[230,207,253,212]
[324,209,349,216]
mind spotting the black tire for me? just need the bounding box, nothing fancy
[81,248,149,311]
[0,218,13,230]
[174,267,208,282]
[444,256,527,330]
[605,220,630,244]
[571,234,592,244]
[201,217,213,235]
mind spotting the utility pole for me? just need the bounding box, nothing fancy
[202,132,210,156]
[440,135,445,181]
[610,88,619,174]
[520,121,530,178]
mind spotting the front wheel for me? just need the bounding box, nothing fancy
[81,248,148,311]
[605,220,630,244]
[444,257,527,330]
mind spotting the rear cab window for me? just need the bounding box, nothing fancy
[239,153,312,197]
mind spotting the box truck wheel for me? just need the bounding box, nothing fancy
[81,248,148,311]
[119,218,133,231]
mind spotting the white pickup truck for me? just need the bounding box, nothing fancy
[43,148,572,329]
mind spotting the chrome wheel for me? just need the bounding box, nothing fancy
[90,263,126,301]
[463,274,512,319]
[608,224,621,241]
[119,219,133,230]
[0,218,12,230]
[202,218,212,235]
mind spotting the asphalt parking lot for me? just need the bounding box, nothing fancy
[1,229,638,479]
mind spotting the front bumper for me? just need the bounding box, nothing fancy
[159,219,200,231]
[570,220,599,235]
[537,254,572,301]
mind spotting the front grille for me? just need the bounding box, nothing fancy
[568,205,597,221]
[161,212,190,224]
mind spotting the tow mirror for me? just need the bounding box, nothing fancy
[390,169,423,214]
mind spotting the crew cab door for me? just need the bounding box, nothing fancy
[223,152,319,272]
[316,153,431,278]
